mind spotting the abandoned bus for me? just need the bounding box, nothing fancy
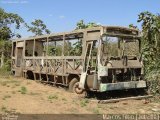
[11,26,146,94]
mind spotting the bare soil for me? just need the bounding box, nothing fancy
[0,76,159,114]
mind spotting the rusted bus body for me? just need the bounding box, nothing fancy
[11,26,146,93]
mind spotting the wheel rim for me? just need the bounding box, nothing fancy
[73,82,83,94]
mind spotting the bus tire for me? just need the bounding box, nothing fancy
[69,78,83,94]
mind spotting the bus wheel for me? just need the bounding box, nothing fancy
[69,78,83,94]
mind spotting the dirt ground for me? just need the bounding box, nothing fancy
[0,76,160,114]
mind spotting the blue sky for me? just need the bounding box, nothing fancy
[0,0,159,37]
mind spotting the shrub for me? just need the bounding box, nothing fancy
[48,94,58,100]
[19,86,27,94]
[80,99,89,107]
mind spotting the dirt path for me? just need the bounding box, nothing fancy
[0,76,159,114]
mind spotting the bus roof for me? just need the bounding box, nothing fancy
[12,26,140,42]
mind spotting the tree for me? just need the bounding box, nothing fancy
[75,20,86,30]
[75,20,99,30]
[0,8,25,68]
[86,22,99,28]
[0,8,25,39]
[129,24,138,29]
[72,20,100,55]
[138,11,160,96]
[27,19,51,36]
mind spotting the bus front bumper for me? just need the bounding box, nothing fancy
[100,80,146,92]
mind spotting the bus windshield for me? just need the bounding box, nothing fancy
[101,36,140,62]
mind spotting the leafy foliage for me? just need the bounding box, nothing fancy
[48,19,98,56]
[48,46,62,56]
[0,8,51,69]
[0,8,25,69]
[138,11,160,95]
[76,20,86,29]
[0,40,12,58]
[75,20,99,30]
[27,19,51,36]
[70,20,100,56]
[129,24,138,29]
[0,8,24,39]
[19,86,27,94]
[68,40,82,56]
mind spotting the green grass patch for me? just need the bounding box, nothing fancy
[1,106,7,112]
[62,98,67,101]
[48,94,58,103]
[26,82,31,85]
[14,83,21,86]
[92,107,100,114]
[29,92,40,95]
[0,67,11,78]
[0,80,21,87]
[11,91,16,94]
[18,86,27,94]
[0,82,7,86]
[48,94,58,100]
[80,99,89,107]
[2,95,11,100]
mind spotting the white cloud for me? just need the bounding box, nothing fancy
[31,19,35,22]
[97,22,101,25]
[59,15,65,19]
[0,0,29,4]
[49,14,53,17]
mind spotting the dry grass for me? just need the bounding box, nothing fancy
[0,76,159,114]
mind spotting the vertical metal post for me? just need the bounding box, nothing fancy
[33,39,35,57]
[33,39,35,72]
[62,35,65,56]
[62,35,65,84]
[82,31,87,58]
[23,40,26,57]
[11,42,13,57]
[15,41,18,67]
[11,42,14,69]
[46,37,49,82]
[21,40,25,78]
[46,37,49,56]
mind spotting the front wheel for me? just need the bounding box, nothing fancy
[69,78,84,94]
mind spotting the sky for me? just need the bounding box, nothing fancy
[0,0,159,37]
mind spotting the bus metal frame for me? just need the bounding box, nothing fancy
[11,26,146,93]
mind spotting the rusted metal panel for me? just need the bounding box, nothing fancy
[17,41,24,47]
[106,60,142,69]
[100,81,146,92]
[86,30,101,40]
[11,26,145,92]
